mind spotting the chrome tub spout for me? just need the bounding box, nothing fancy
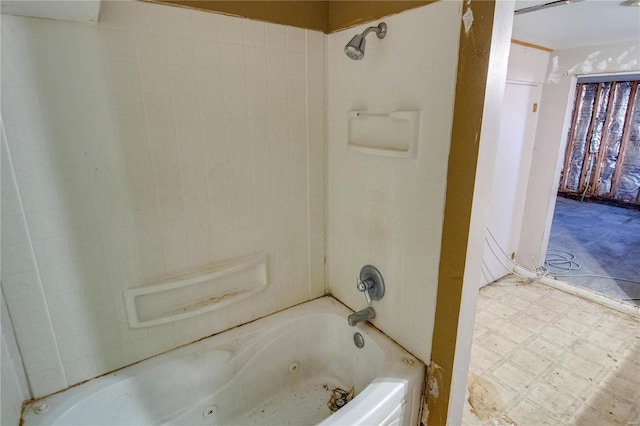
[348,307,376,326]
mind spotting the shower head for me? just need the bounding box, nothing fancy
[344,34,366,60]
[344,22,387,60]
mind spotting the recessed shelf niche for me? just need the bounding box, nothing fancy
[124,253,268,328]
[347,110,420,158]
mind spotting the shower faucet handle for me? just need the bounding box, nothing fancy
[356,265,385,305]
[357,278,373,304]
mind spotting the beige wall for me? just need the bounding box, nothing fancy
[1,0,325,396]
[153,0,435,33]
[326,1,462,364]
[428,1,514,423]
[327,1,434,32]
[150,0,329,32]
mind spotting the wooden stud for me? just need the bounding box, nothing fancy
[589,83,616,197]
[510,38,554,52]
[577,83,603,194]
[560,84,584,192]
[609,81,638,199]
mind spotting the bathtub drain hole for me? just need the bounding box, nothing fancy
[328,387,354,412]
[353,332,364,348]
[203,405,217,418]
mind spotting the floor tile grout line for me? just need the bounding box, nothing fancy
[465,274,640,426]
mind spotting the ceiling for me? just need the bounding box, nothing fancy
[513,0,640,51]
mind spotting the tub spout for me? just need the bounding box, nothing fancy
[348,307,375,326]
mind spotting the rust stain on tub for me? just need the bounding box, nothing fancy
[327,387,354,412]
[402,357,417,367]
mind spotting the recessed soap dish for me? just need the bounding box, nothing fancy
[347,110,420,158]
[124,253,268,328]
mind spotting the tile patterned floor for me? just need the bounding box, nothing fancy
[463,275,640,425]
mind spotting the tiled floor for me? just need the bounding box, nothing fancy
[463,275,640,425]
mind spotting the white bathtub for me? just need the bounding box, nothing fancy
[22,297,425,426]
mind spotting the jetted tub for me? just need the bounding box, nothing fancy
[22,297,425,426]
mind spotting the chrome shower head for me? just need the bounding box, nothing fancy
[345,34,366,60]
[344,22,387,60]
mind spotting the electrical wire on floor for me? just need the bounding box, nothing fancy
[541,249,582,275]
[484,228,640,300]
[484,235,519,274]
[485,228,547,278]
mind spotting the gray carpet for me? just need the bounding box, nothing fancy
[546,197,640,305]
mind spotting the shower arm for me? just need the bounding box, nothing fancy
[344,22,387,60]
[360,23,387,39]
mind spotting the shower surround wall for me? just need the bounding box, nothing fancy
[2,122,31,425]
[1,0,324,397]
[1,292,30,425]
[327,1,462,363]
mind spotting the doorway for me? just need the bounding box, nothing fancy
[545,77,640,305]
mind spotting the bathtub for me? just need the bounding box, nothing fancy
[22,297,425,426]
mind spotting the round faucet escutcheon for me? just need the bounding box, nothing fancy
[357,265,385,305]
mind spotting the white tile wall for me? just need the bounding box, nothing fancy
[1,0,324,397]
[1,293,31,425]
[1,116,68,396]
[326,1,462,363]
